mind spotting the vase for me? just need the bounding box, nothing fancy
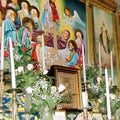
[114,109,120,120]
[99,105,107,114]
[24,93,31,112]
[41,106,53,120]
[90,100,100,113]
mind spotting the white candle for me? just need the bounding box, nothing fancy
[82,45,86,83]
[82,91,88,107]
[98,43,102,75]
[42,34,45,71]
[110,51,114,85]
[0,21,4,70]
[9,37,16,88]
[105,68,111,119]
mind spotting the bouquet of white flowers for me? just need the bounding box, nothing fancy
[28,70,67,113]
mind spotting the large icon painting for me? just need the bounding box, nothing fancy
[0,0,86,69]
[93,6,118,85]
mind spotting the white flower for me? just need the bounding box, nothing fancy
[39,80,48,90]
[16,66,24,73]
[51,86,57,94]
[27,64,33,70]
[14,54,21,61]
[108,77,113,86]
[105,93,112,99]
[26,87,33,94]
[110,94,116,100]
[41,95,47,99]
[98,99,102,103]
[43,69,48,75]
[97,76,102,83]
[58,84,66,93]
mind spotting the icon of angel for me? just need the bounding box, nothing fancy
[62,7,85,29]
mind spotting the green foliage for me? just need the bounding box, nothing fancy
[4,44,72,115]
[85,65,100,81]
[14,46,33,68]
[16,70,39,88]
[81,64,120,113]
[29,72,72,113]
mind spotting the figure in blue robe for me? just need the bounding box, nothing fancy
[41,0,53,29]
[4,18,17,46]
[66,52,79,67]
[65,40,79,67]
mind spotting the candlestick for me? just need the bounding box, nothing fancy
[0,70,4,112]
[110,51,114,85]
[98,43,102,75]
[82,45,86,83]
[42,34,45,71]
[7,88,22,120]
[12,90,17,120]
[105,68,111,120]
[0,21,4,70]
[0,21,4,112]
[9,37,16,88]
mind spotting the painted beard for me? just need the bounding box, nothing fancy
[33,17,38,22]
[37,36,42,44]
[69,46,74,51]
[10,16,15,22]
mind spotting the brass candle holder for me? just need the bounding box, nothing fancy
[0,70,4,112]
[80,82,92,120]
[83,107,88,120]
[7,88,22,120]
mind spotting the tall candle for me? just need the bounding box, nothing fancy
[105,68,111,119]
[42,34,45,71]
[98,43,102,75]
[82,91,88,107]
[110,51,114,85]
[82,45,86,83]
[9,37,16,88]
[0,21,4,70]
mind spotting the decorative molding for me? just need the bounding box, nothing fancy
[80,0,117,12]
[117,11,120,16]
[114,0,120,12]
[100,0,117,9]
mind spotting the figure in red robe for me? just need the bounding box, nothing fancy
[49,0,59,22]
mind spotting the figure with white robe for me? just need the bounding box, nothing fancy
[30,5,42,30]
[18,0,31,26]
[4,7,17,46]
[41,0,53,29]
[99,21,110,54]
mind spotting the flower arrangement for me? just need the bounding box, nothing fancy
[28,70,67,113]
[81,64,120,114]
[3,44,72,118]
[4,44,38,88]
[24,69,73,120]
